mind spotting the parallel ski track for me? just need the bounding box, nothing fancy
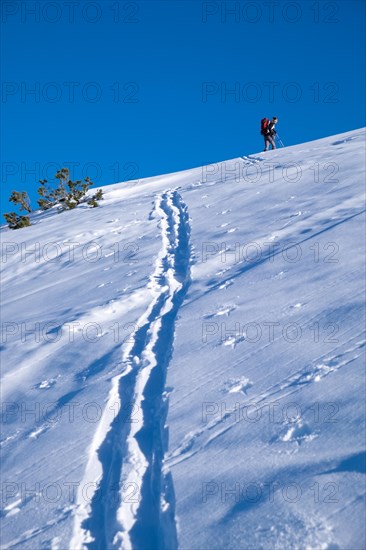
[70,190,191,550]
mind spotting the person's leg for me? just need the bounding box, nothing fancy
[264,137,269,151]
[269,135,276,149]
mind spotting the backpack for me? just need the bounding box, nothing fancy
[260,117,269,135]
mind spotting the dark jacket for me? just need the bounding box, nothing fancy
[267,121,277,137]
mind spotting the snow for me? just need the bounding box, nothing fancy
[1,128,365,549]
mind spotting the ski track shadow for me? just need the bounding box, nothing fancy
[320,451,366,476]
[331,137,357,146]
[40,389,84,424]
[202,208,366,297]
[74,346,121,383]
[219,451,365,524]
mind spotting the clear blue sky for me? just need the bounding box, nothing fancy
[1,0,365,215]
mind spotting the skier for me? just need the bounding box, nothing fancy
[261,117,278,151]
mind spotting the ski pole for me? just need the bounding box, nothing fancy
[276,133,285,147]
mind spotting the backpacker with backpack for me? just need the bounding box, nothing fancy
[260,117,269,136]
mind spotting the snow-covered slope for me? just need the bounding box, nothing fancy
[1,129,365,550]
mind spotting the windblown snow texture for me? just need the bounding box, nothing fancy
[1,129,365,550]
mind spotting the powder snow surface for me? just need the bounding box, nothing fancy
[1,129,365,549]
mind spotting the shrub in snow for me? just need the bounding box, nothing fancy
[38,168,102,211]
[87,188,104,208]
[3,167,103,230]
[3,212,31,229]
[9,191,32,213]
[4,190,32,229]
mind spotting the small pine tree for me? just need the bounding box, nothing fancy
[4,212,31,230]
[87,189,103,207]
[4,167,102,230]
[37,169,96,211]
[87,197,98,208]
[9,191,32,213]
[37,180,56,210]
[4,190,32,229]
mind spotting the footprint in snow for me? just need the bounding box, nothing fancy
[288,302,303,311]
[162,387,174,402]
[221,377,253,395]
[289,363,337,387]
[0,431,21,448]
[35,379,57,390]
[111,226,125,234]
[214,305,236,316]
[0,493,34,518]
[219,279,234,290]
[1,498,22,517]
[29,424,50,440]
[313,363,340,381]
[215,267,232,276]
[227,227,238,233]
[280,419,317,445]
[274,270,287,279]
[222,334,245,348]
[203,305,236,319]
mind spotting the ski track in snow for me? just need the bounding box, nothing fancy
[70,190,191,550]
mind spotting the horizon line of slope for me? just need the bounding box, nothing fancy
[1,127,364,228]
